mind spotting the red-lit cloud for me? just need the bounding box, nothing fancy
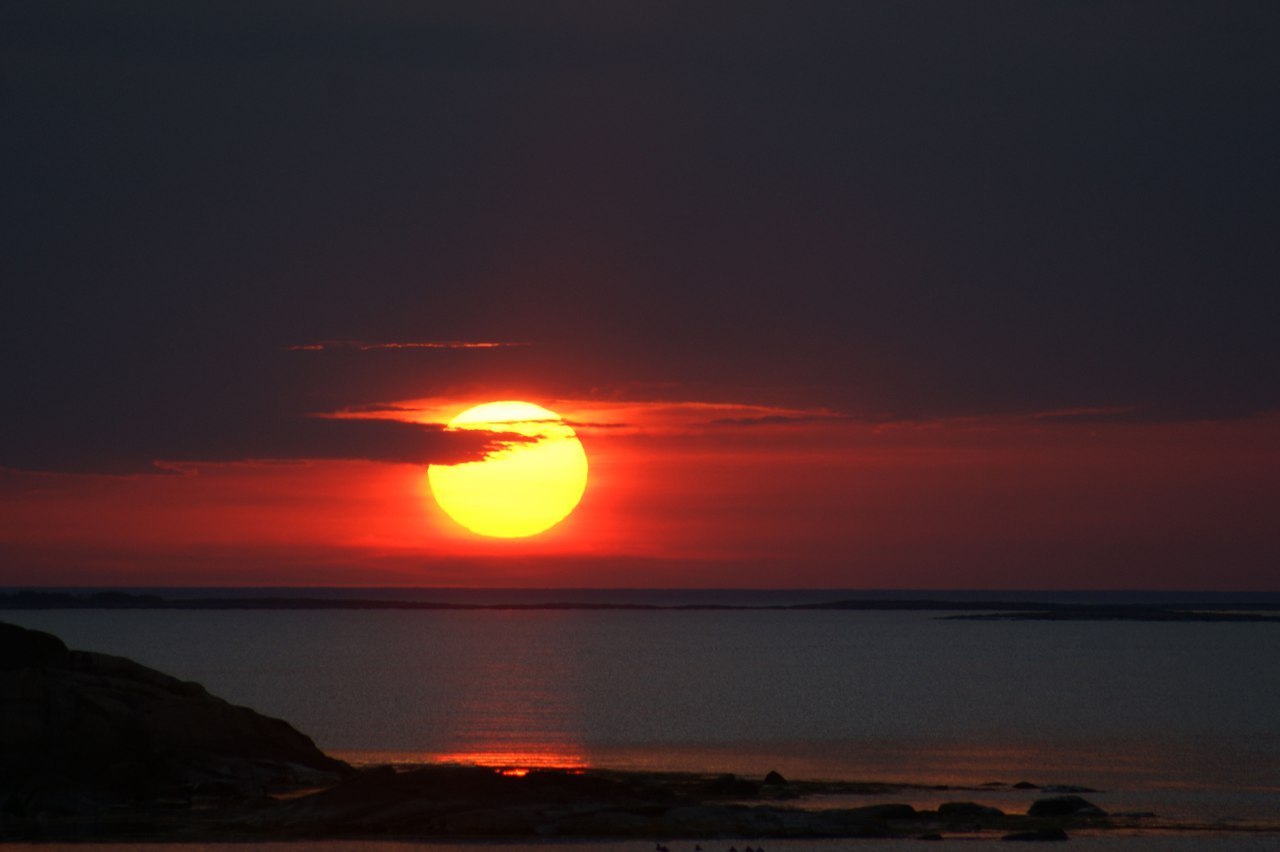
[3,401,1278,589]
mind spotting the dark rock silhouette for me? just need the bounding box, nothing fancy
[256,763,663,835]
[938,801,1005,817]
[701,773,760,797]
[762,770,786,786]
[850,803,916,820]
[258,769,942,839]
[0,621,67,669]
[0,621,349,826]
[1027,795,1105,817]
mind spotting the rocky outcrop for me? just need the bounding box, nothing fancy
[1027,795,1106,817]
[700,773,761,797]
[938,801,1005,817]
[1041,784,1098,793]
[255,764,669,836]
[0,621,350,827]
[256,767,932,840]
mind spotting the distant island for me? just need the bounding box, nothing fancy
[2,589,1279,621]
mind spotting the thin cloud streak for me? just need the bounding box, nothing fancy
[708,413,853,428]
[288,340,531,352]
[1028,406,1144,423]
[313,394,1265,444]
[334,397,855,436]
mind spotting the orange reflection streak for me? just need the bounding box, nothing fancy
[328,747,589,776]
[432,748,589,776]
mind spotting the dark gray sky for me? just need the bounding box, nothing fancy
[4,1,1279,473]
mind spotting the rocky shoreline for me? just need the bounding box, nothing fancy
[0,621,1266,843]
[242,765,1120,842]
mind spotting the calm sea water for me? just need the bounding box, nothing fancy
[5,590,1279,835]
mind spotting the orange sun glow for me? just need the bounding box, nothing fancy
[427,401,588,538]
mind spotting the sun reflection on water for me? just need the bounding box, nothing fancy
[335,746,589,776]
[433,748,589,775]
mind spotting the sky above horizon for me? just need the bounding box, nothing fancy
[2,2,1278,588]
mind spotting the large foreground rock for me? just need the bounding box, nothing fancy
[0,621,350,823]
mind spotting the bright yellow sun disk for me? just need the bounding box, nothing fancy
[428,401,588,538]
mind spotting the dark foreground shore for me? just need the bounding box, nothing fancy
[0,621,1270,843]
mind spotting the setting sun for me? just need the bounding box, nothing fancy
[427,401,588,538]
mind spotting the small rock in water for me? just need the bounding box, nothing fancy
[1002,827,1070,841]
[1027,795,1105,816]
[1012,781,1040,790]
[1042,784,1098,794]
[938,801,1005,817]
[850,803,917,819]
[762,770,787,786]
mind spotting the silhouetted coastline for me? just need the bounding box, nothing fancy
[5,620,1277,842]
